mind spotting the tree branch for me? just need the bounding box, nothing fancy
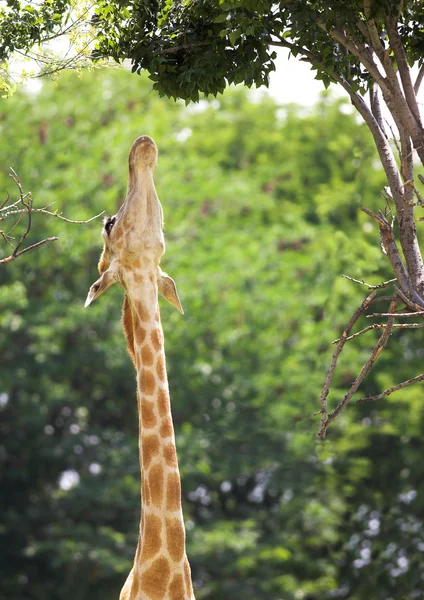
[370,84,387,138]
[366,311,424,318]
[0,206,104,224]
[318,300,397,438]
[341,275,397,289]
[317,289,378,435]
[0,236,59,264]
[386,16,422,127]
[318,22,391,96]
[360,206,423,305]
[333,320,424,344]
[357,374,424,402]
[1,170,103,265]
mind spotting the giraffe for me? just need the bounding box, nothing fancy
[85,135,195,600]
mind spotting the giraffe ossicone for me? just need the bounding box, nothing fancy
[86,135,195,600]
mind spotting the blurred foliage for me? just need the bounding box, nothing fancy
[1,69,424,600]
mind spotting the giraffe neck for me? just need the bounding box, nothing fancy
[122,275,194,600]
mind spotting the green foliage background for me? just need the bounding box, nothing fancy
[1,69,424,599]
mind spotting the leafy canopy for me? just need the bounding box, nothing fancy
[3,1,424,101]
[91,0,424,101]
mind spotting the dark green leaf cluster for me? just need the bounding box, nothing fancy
[93,0,278,101]
[91,0,424,102]
[0,0,69,61]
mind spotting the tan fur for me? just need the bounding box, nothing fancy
[87,137,195,599]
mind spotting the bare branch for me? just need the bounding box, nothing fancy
[333,320,424,343]
[0,230,14,248]
[342,275,397,289]
[366,311,424,318]
[1,170,103,265]
[360,206,421,302]
[369,295,398,304]
[318,300,397,438]
[317,290,378,433]
[0,206,105,224]
[357,374,424,402]
[0,237,59,264]
[0,191,10,210]
[394,285,424,312]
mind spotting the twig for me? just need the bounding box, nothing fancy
[318,300,397,439]
[0,206,104,224]
[342,275,397,289]
[360,206,424,307]
[12,191,32,258]
[369,295,398,304]
[0,191,10,210]
[333,320,424,343]
[0,230,14,247]
[317,290,378,432]
[357,374,424,402]
[1,170,103,264]
[0,237,59,264]
[366,311,424,318]
[394,285,424,312]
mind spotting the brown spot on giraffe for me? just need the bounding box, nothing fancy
[148,462,164,507]
[160,416,174,439]
[141,556,171,600]
[163,444,178,468]
[142,514,162,560]
[140,368,156,396]
[142,434,160,469]
[166,471,182,511]
[169,573,185,600]
[136,299,149,322]
[141,343,155,366]
[134,325,146,346]
[122,295,135,365]
[157,388,170,417]
[166,517,185,562]
[156,353,166,382]
[133,272,143,284]
[142,400,157,429]
[151,328,163,351]
[132,256,142,269]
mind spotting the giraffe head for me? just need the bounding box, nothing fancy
[84,136,183,313]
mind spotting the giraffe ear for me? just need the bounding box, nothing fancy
[158,271,184,314]
[85,268,117,308]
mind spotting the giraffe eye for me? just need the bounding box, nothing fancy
[104,216,116,236]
